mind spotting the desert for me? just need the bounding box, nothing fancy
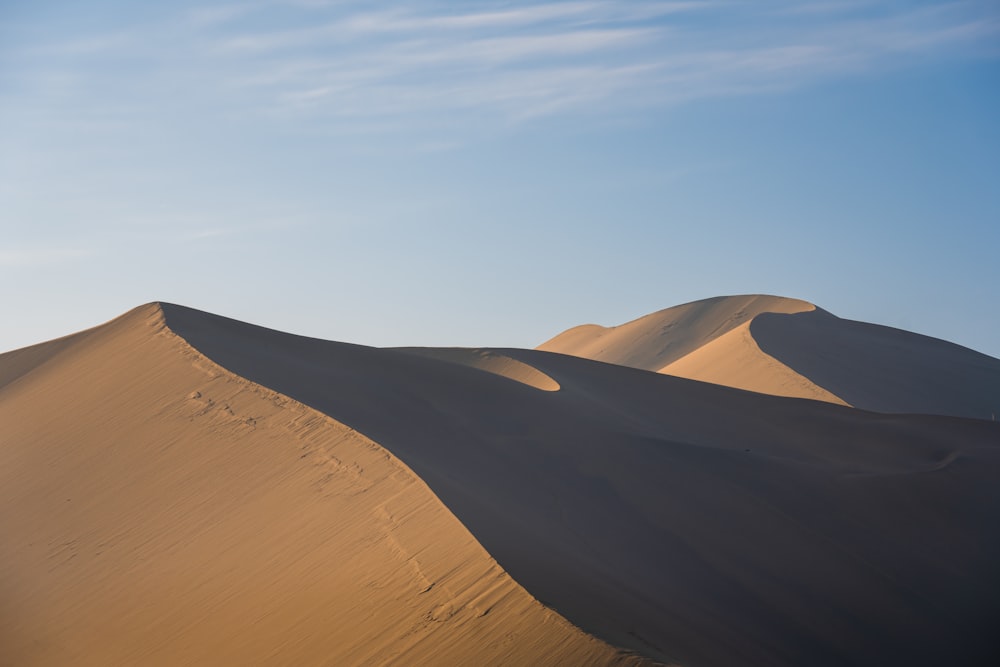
[4,4,999,664]
[3,296,998,665]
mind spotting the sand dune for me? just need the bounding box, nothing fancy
[4,302,999,666]
[0,305,643,666]
[540,294,1000,419]
[393,347,560,391]
[160,303,1000,666]
[751,307,1000,419]
[538,294,814,373]
[661,320,847,403]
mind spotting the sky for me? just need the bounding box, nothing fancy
[2,0,999,357]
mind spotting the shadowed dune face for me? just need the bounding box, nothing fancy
[161,303,1000,667]
[540,294,1000,420]
[660,320,847,404]
[752,309,1000,421]
[0,305,645,667]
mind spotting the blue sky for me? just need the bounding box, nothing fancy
[2,0,999,356]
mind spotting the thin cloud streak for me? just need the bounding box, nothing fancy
[215,2,708,52]
[0,247,93,268]
[9,0,1000,132]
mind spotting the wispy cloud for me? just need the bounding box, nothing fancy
[186,3,261,28]
[178,228,232,241]
[207,1,1000,123]
[9,0,1000,132]
[215,2,706,52]
[33,33,136,56]
[779,0,878,16]
[0,247,93,268]
[171,218,301,243]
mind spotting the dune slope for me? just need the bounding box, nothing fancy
[661,320,847,404]
[163,303,1000,667]
[540,294,1000,419]
[752,308,1000,420]
[0,305,643,666]
[393,347,559,391]
[537,294,814,372]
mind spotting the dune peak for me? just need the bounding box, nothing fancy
[539,293,1000,420]
[4,299,1000,666]
[537,293,818,373]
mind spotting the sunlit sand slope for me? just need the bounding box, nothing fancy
[0,305,646,667]
[164,303,1000,667]
[540,294,1000,419]
[661,321,846,403]
[537,294,813,373]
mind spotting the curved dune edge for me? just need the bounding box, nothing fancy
[157,302,1000,667]
[0,304,648,667]
[750,309,1000,421]
[661,321,849,405]
[538,294,815,373]
[393,347,560,391]
[539,294,1000,420]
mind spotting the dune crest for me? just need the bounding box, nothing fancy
[393,347,560,391]
[6,302,1000,666]
[751,309,1000,420]
[540,294,1000,419]
[158,302,1000,667]
[0,304,644,666]
[537,294,815,373]
[662,321,848,404]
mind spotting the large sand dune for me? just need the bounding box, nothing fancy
[161,303,1000,666]
[539,294,1000,419]
[0,305,642,666]
[3,302,999,666]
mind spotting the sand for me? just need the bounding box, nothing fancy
[537,294,814,373]
[751,308,1000,419]
[393,347,560,391]
[662,321,847,404]
[0,305,643,666]
[161,302,1000,666]
[3,300,999,666]
[540,294,1000,419]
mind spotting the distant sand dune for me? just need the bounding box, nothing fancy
[662,321,847,404]
[540,294,1000,420]
[751,308,1000,419]
[538,294,814,373]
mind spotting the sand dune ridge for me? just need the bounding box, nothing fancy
[540,294,1000,419]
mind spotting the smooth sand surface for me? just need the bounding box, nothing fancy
[160,303,1000,667]
[662,321,848,404]
[393,347,560,391]
[537,294,815,373]
[751,308,1000,420]
[540,294,1000,419]
[0,305,644,666]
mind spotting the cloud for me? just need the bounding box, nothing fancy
[214,2,708,52]
[9,0,1000,133]
[178,228,232,241]
[779,0,878,16]
[0,247,92,268]
[187,4,260,28]
[212,1,997,123]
